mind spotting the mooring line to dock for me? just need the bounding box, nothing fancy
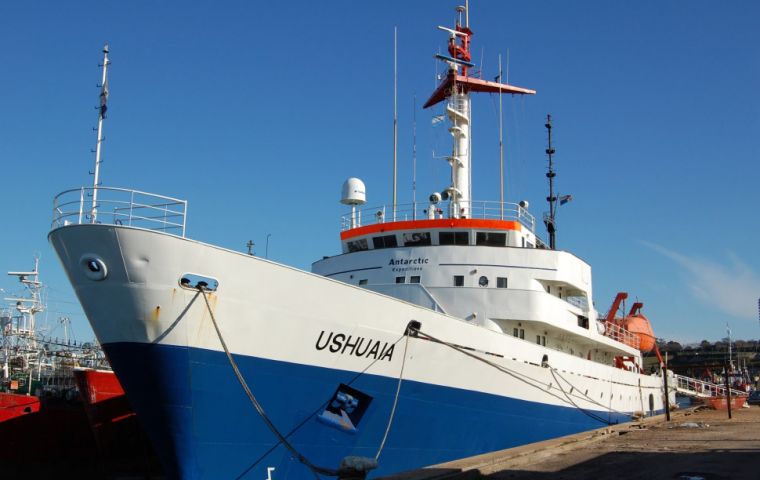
[375,325,411,462]
[199,288,336,479]
[199,287,416,479]
[549,366,619,425]
[410,326,631,424]
[549,366,635,421]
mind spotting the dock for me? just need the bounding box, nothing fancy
[382,406,760,480]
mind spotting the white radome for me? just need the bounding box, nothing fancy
[341,177,366,205]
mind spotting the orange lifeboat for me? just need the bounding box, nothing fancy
[623,313,656,352]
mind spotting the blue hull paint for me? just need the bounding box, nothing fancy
[104,342,634,479]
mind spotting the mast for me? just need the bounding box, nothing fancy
[91,44,110,223]
[392,27,398,222]
[423,5,535,219]
[544,114,557,249]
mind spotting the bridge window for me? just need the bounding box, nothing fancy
[372,234,398,249]
[347,238,368,252]
[453,275,464,287]
[497,277,508,288]
[439,231,469,245]
[402,232,431,246]
[476,232,506,247]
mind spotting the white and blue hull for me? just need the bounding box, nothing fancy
[49,225,667,479]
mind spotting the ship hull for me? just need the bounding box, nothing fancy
[50,224,668,479]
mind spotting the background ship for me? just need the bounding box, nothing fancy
[48,3,681,479]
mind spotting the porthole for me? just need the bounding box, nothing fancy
[478,276,489,287]
[79,255,108,281]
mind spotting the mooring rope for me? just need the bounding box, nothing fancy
[199,288,336,478]
[409,326,631,426]
[198,287,413,478]
[374,328,411,462]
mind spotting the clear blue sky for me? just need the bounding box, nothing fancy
[1,1,758,344]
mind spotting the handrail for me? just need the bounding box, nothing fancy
[341,200,537,233]
[673,373,747,399]
[51,186,187,237]
[601,321,641,350]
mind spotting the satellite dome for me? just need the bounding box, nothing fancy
[341,178,366,205]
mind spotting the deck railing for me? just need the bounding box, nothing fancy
[602,321,641,350]
[51,187,187,237]
[341,200,537,233]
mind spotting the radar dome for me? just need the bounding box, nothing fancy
[341,178,366,205]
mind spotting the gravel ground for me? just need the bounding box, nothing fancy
[385,406,760,480]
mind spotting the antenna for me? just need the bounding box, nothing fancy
[91,44,110,223]
[412,94,417,220]
[392,27,398,222]
[498,53,504,220]
[544,114,557,249]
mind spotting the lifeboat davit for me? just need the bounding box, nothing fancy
[623,313,656,352]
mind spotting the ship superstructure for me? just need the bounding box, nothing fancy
[48,4,673,479]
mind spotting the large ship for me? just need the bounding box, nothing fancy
[49,4,674,479]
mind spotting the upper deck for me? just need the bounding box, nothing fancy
[339,200,544,254]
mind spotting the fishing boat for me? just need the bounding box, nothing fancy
[49,3,674,479]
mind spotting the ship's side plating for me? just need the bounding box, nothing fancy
[50,223,668,479]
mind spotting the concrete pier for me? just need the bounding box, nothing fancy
[383,406,760,480]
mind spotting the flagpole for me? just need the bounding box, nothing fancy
[91,44,110,223]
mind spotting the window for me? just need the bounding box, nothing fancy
[496,277,508,288]
[439,231,469,245]
[513,327,519,337]
[410,276,420,284]
[453,275,464,287]
[402,232,431,246]
[519,329,525,339]
[577,316,589,329]
[478,276,489,287]
[476,232,506,247]
[536,335,546,346]
[372,235,398,249]
[395,276,405,284]
[346,238,368,252]
[358,279,368,285]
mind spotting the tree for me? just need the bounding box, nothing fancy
[665,341,682,353]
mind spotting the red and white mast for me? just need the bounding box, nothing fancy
[424,3,536,218]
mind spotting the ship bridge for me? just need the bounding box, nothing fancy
[338,200,542,254]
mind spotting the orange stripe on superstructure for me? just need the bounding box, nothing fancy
[340,218,522,241]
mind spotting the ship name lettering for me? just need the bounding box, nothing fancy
[315,330,394,361]
[388,258,429,266]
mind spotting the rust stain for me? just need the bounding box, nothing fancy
[151,305,161,322]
